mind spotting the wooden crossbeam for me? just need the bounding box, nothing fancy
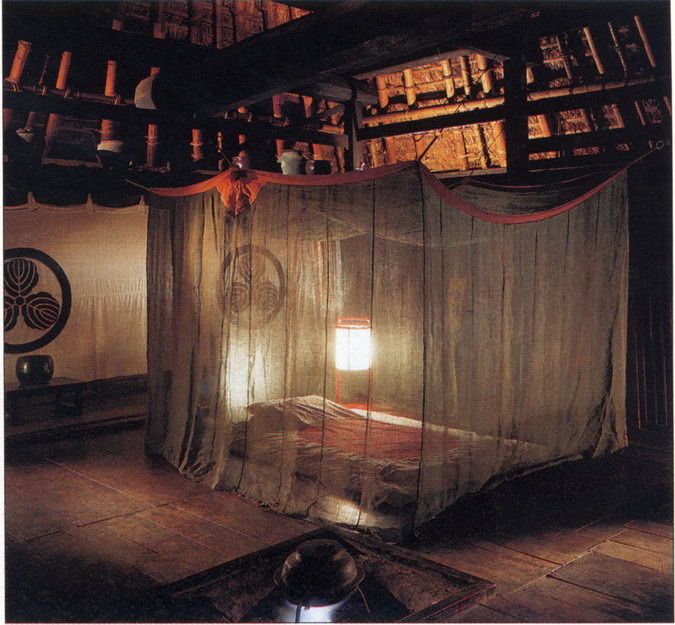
[3,89,348,149]
[528,124,669,153]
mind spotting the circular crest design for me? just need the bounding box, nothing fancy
[224,245,285,323]
[4,248,72,354]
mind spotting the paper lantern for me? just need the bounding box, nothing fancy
[335,317,371,371]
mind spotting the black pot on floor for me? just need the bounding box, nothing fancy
[16,355,54,386]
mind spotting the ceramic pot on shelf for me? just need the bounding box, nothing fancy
[16,355,54,386]
[278,150,305,175]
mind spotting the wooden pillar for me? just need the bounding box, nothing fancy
[43,51,72,157]
[146,67,160,168]
[4,40,31,130]
[100,60,118,142]
[502,55,529,175]
[345,97,364,171]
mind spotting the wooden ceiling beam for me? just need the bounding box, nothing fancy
[3,89,349,148]
[293,76,378,104]
[528,123,669,153]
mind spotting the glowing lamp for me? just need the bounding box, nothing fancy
[335,317,372,371]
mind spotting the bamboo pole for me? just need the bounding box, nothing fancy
[583,26,605,75]
[43,51,72,156]
[146,67,160,168]
[474,125,488,169]
[100,60,118,142]
[363,76,657,126]
[5,40,31,86]
[476,54,494,94]
[375,75,389,109]
[459,55,472,95]
[554,35,574,80]
[608,22,629,76]
[439,59,455,99]
[402,68,416,107]
[153,2,166,39]
[634,15,656,68]
[272,95,285,156]
[454,129,469,170]
[4,40,31,130]
[302,95,319,159]
[384,136,397,164]
[367,139,380,168]
[191,128,205,161]
[492,120,508,162]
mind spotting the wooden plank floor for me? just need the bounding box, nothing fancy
[5,425,673,622]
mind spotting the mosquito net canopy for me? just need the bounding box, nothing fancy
[146,162,628,537]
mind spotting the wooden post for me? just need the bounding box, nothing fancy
[502,55,529,175]
[4,40,31,130]
[100,60,118,142]
[43,51,72,157]
[146,67,160,168]
[345,96,364,171]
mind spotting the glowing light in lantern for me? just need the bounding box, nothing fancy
[335,317,372,371]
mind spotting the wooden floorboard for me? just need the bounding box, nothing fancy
[137,503,266,560]
[5,426,673,623]
[593,539,673,573]
[5,483,75,540]
[609,528,674,555]
[442,603,524,622]
[485,576,659,622]
[626,519,674,538]
[42,445,209,506]
[418,539,556,595]
[6,454,149,525]
[175,491,317,546]
[73,515,226,583]
[549,552,674,617]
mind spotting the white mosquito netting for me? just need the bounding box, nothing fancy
[146,162,628,537]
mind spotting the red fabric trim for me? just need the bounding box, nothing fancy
[420,164,625,224]
[150,160,623,224]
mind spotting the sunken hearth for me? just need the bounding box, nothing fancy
[159,529,494,623]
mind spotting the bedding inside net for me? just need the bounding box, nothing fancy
[229,395,555,524]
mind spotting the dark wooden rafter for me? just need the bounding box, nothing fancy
[3,1,535,112]
[3,89,348,148]
[2,1,670,173]
[356,76,667,141]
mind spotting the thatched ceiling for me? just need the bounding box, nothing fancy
[3,0,671,183]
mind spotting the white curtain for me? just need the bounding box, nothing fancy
[4,195,148,383]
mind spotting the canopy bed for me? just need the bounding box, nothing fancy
[146,162,628,537]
